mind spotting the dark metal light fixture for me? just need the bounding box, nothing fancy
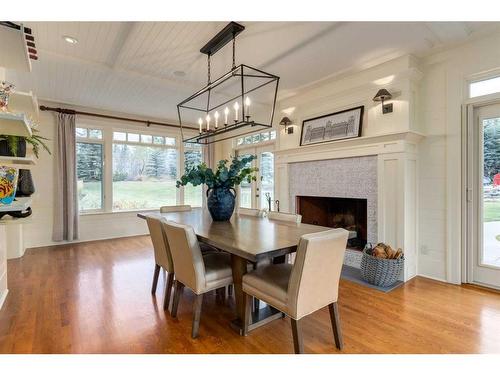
[373,88,393,114]
[279,116,293,134]
[177,22,280,144]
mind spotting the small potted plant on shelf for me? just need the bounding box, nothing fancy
[176,155,258,221]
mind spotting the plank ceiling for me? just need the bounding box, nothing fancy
[6,21,499,122]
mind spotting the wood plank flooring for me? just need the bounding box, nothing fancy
[0,235,499,354]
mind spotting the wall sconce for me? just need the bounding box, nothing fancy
[373,89,393,114]
[280,116,293,134]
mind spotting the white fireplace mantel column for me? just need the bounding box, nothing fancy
[274,130,423,282]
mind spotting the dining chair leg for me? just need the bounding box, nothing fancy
[192,294,204,339]
[151,264,161,294]
[216,287,226,304]
[329,302,343,350]
[253,297,260,312]
[163,272,175,311]
[242,293,253,336]
[228,284,233,297]
[171,280,184,318]
[291,318,304,354]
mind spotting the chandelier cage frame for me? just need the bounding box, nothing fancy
[177,22,280,145]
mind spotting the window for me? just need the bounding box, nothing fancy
[183,143,203,207]
[470,76,500,98]
[112,131,178,211]
[236,130,276,148]
[76,127,104,211]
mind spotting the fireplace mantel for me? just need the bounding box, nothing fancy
[275,130,424,165]
[274,130,424,282]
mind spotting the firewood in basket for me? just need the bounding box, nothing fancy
[395,249,403,259]
[373,246,387,258]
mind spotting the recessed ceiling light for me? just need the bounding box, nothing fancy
[63,35,78,44]
[173,70,186,77]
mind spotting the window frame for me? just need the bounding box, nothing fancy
[75,122,203,214]
[76,126,106,214]
[234,129,277,151]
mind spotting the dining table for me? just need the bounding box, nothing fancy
[137,208,330,335]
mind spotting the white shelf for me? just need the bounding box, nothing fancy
[0,24,31,72]
[0,112,32,137]
[9,91,39,120]
[0,197,32,212]
[0,155,36,166]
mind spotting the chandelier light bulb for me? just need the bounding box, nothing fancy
[198,118,203,133]
[233,102,240,122]
[206,114,211,131]
[224,107,230,125]
[214,111,219,128]
[245,97,251,117]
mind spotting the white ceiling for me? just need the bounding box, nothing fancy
[6,21,499,122]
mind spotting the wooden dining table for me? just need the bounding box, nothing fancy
[137,208,330,335]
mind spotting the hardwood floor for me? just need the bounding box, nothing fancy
[1,235,499,354]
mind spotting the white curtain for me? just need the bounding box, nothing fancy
[52,113,79,241]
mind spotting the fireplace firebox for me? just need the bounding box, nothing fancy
[296,196,367,250]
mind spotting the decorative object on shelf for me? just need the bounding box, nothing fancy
[177,22,280,145]
[0,22,38,61]
[0,81,15,112]
[0,128,51,158]
[360,242,404,287]
[0,166,19,205]
[373,88,393,114]
[15,169,35,197]
[280,116,293,134]
[300,106,364,146]
[176,155,258,221]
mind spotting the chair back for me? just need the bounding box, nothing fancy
[146,214,173,273]
[268,211,302,223]
[287,228,348,319]
[160,205,192,213]
[237,208,262,217]
[162,220,206,294]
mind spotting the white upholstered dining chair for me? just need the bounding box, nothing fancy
[241,228,349,354]
[267,211,302,223]
[162,221,234,338]
[160,204,192,213]
[146,214,175,311]
[237,207,265,217]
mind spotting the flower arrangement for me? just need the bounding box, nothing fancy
[176,155,258,190]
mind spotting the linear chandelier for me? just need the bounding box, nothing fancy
[177,22,280,145]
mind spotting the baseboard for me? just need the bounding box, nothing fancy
[417,273,447,283]
[0,289,8,310]
[26,233,149,251]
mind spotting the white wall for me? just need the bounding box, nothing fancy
[418,30,500,283]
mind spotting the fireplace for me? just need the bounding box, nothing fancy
[296,196,367,250]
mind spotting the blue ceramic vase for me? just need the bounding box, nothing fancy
[206,187,236,221]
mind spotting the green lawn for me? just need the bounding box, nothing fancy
[79,180,202,211]
[484,201,500,222]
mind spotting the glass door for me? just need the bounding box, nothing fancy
[236,145,275,210]
[468,104,500,288]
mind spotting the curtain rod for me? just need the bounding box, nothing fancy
[39,105,197,131]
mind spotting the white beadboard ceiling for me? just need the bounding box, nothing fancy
[6,21,499,122]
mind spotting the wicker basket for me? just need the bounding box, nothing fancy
[360,248,404,287]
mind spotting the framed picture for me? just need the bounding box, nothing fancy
[300,106,364,146]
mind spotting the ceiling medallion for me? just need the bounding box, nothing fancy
[177,22,280,145]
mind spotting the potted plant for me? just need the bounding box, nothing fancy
[0,128,51,158]
[176,155,258,221]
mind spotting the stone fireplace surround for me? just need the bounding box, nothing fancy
[274,131,422,281]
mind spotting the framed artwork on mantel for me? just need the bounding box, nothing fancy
[300,105,364,146]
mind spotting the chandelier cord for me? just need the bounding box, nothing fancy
[207,54,211,85]
[232,35,236,69]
